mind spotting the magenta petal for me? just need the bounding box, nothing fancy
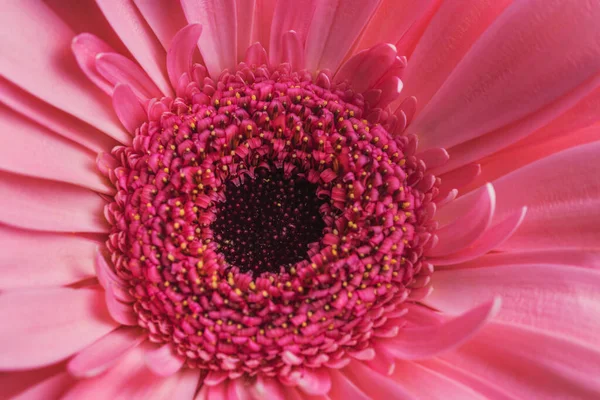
[167,24,203,90]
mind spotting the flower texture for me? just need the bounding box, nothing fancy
[1,0,600,399]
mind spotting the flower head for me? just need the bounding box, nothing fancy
[1,0,600,399]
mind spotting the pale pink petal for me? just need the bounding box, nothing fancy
[68,326,146,377]
[95,0,173,97]
[389,360,488,400]
[304,0,380,72]
[71,33,114,95]
[341,361,413,399]
[297,368,331,396]
[0,0,128,143]
[417,359,518,400]
[426,264,600,347]
[134,0,188,50]
[401,0,512,114]
[441,322,600,399]
[384,299,499,360]
[428,207,527,266]
[112,84,147,135]
[181,0,237,78]
[169,369,202,400]
[429,184,495,257]
[167,24,204,90]
[456,249,600,270]
[0,287,118,370]
[328,369,370,400]
[145,344,185,376]
[410,0,600,152]
[236,0,256,62]
[269,0,317,65]
[282,31,305,70]
[105,282,138,326]
[11,371,76,400]
[364,344,396,376]
[251,376,286,400]
[492,142,600,251]
[0,171,107,233]
[0,105,112,194]
[96,52,163,100]
[0,225,96,289]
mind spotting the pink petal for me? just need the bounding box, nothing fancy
[0,171,108,233]
[282,31,305,71]
[105,283,138,326]
[328,369,370,400]
[245,43,269,66]
[297,368,331,396]
[0,363,66,399]
[0,1,128,143]
[71,33,114,95]
[492,142,600,251]
[456,249,600,270]
[96,0,173,97]
[304,0,380,72]
[341,361,413,399]
[167,24,203,90]
[181,0,237,78]
[144,344,185,376]
[254,0,277,53]
[235,0,256,62]
[426,264,600,347]
[196,381,228,400]
[168,369,202,399]
[0,105,112,194]
[0,287,118,370]
[0,225,96,289]
[269,0,317,65]
[428,207,527,266]
[441,322,600,399]
[112,84,147,135]
[410,0,600,152]
[416,147,449,170]
[134,0,188,50]
[68,326,146,377]
[0,77,118,153]
[428,184,495,257]
[401,0,512,114]
[11,371,76,400]
[383,299,499,360]
[349,44,398,93]
[204,370,229,386]
[434,163,481,216]
[96,52,162,100]
[252,376,286,400]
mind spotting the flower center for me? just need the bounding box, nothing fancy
[101,62,437,377]
[213,170,325,274]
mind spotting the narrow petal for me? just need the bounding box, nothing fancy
[0,363,65,399]
[410,0,600,152]
[134,0,188,50]
[0,225,96,289]
[383,299,500,360]
[254,0,277,53]
[341,361,413,399]
[96,0,173,96]
[112,84,147,135]
[282,31,305,70]
[181,0,238,78]
[105,283,138,326]
[0,287,118,370]
[328,369,371,400]
[349,44,398,93]
[71,33,114,95]
[144,344,185,376]
[297,368,331,396]
[441,322,600,399]
[0,105,112,193]
[434,164,481,207]
[236,0,256,62]
[304,0,380,72]
[456,249,600,270]
[0,0,128,143]
[0,171,107,233]
[0,77,118,153]
[11,372,76,400]
[96,52,163,100]
[167,24,204,90]
[269,0,317,65]
[426,264,600,347]
[68,326,146,377]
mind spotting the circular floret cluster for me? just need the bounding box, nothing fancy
[102,61,438,379]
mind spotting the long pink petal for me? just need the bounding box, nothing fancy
[455,249,600,270]
[341,361,413,399]
[426,264,600,347]
[167,24,204,90]
[0,105,112,194]
[144,344,185,376]
[95,0,173,97]
[105,283,138,326]
[434,163,481,208]
[0,78,118,152]
[134,0,188,50]
[181,0,237,78]
[492,142,600,251]
[0,171,107,233]
[429,184,495,257]
[0,287,118,370]
[112,84,147,135]
[304,0,380,72]
[68,326,146,377]
[297,368,331,396]
[96,52,162,100]
[269,0,317,65]
[236,0,256,63]
[441,322,600,399]
[0,363,66,399]
[328,369,371,400]
[282,31,305,71]
[384,299,499,360]
[11,372,76,400]
[410,0,600,151]
[0,0,128,143]
[0,225,96,289]
[349,44,398,93]
[71,33,114,95]
[253,0,276,53]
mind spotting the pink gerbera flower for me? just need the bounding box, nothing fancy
[1,0,600,398]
